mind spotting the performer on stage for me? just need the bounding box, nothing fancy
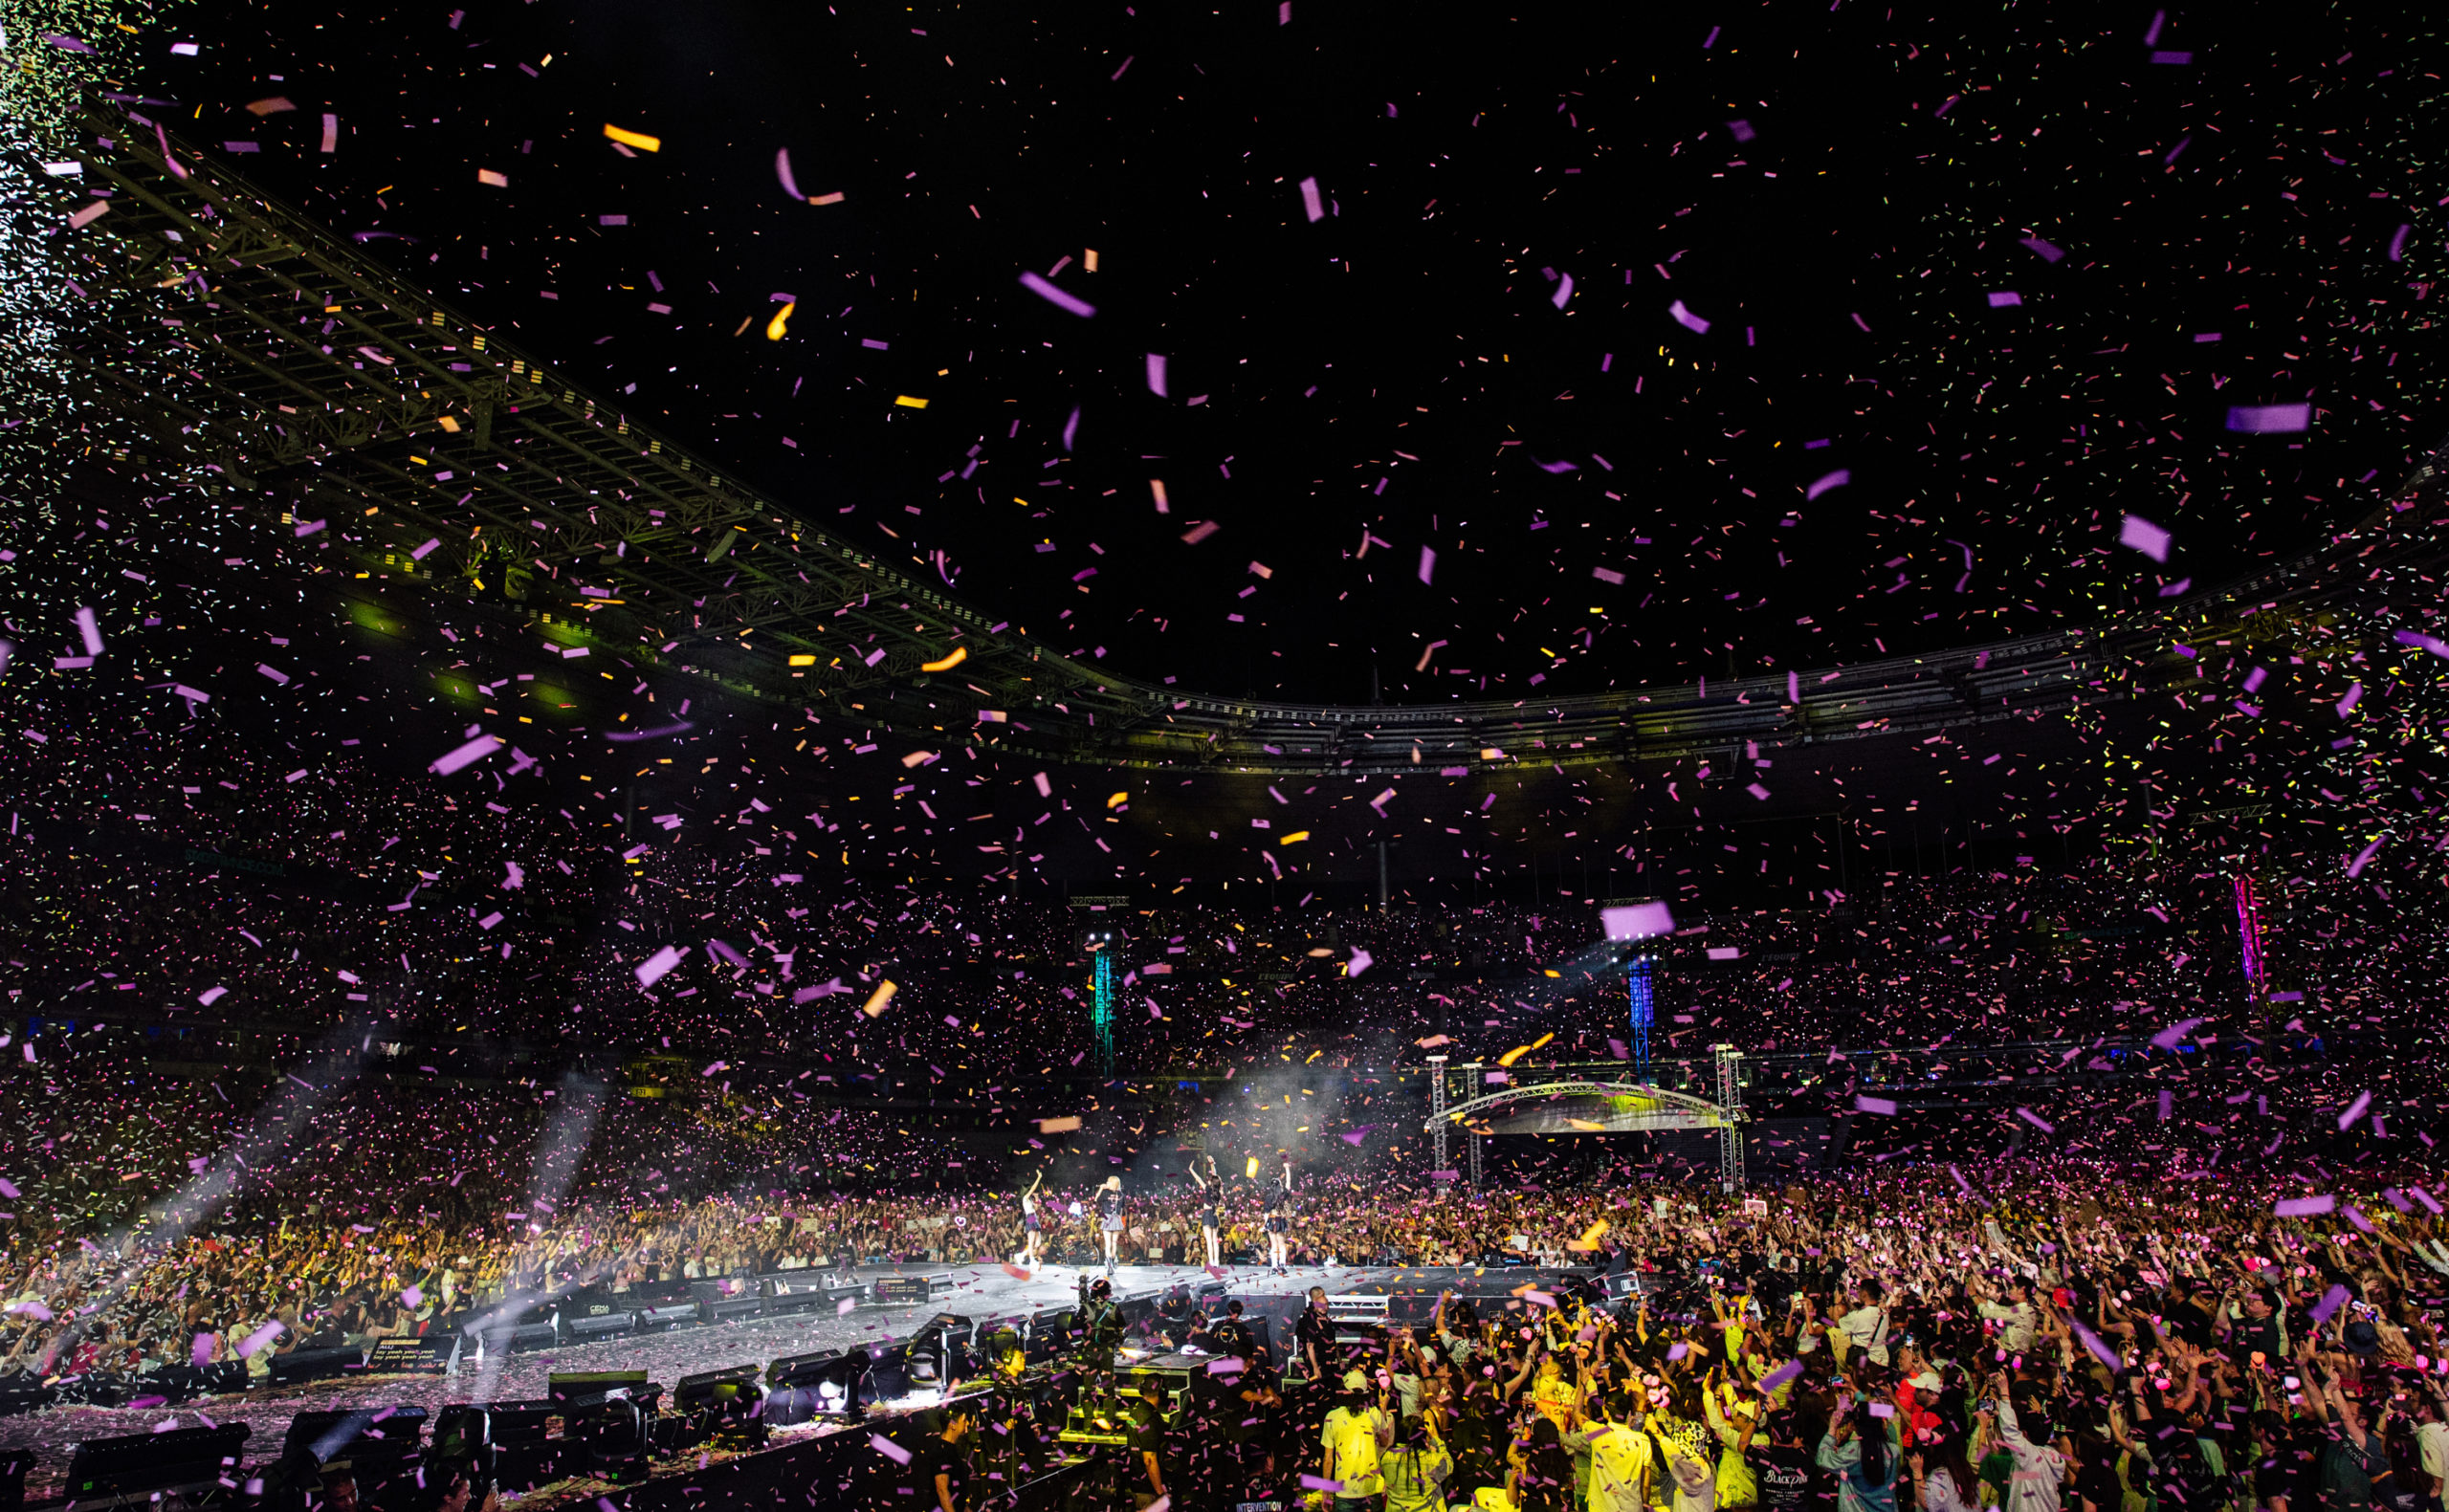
[1017,1171,1044,1270]
[1266,1161,1293,1271]
[1095,1174,1125,1271]
[1188,1153,1224,1268]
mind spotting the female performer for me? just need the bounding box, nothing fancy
[1095,1174,1125,1272]
[1188,1154,1224,1268]
[1017,1171,1044,1271]
[1267,1161,1294,1271]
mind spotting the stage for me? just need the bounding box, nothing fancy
[0,1260,1612,1503]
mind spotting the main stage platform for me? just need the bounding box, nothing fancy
[0,1260,1621,1500]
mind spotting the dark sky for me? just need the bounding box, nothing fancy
[146,0,2445,704]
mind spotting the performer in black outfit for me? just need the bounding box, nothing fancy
[1267,1161,1294,1271]
[1188,1153,1224,1268]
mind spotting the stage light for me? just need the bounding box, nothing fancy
[673,1365,766,1449]
[430,1405,497,1492]
[569,1398,652,1481]
[766,1349,863,1427]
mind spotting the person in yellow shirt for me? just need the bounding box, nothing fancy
[1577,1390,1658,1512]
[1528,1350,1585,1433]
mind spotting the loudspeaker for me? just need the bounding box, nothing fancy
[699,1293,765,1326]
[472,1322,559,1357]
[560,1310,637,1344]
[547,1371,651,1407]
[632,1303,697,1331]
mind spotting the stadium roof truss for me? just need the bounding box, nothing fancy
[27,102,2449,776]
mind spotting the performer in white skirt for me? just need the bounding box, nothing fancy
[1095,1174,1124,1271]
[1017,1171,1044,1270]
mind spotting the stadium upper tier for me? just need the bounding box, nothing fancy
[27,102,2449,775]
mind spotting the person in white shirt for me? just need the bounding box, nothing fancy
[1834,1278,1892,1369]
[1988,1373,2067,1512]
[2415,1381,2449,1512]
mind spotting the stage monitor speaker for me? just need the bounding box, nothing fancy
[267,1345,365,1389]
[135,1361,250,1402]
[62,1422,251,1502]
[0,1384,55,1420]
[700,1293,766,1326]
[758,1285,830,1319]
[470,1321,559,1357]
[548,1370,651,1407]
[633,1302,698,1332]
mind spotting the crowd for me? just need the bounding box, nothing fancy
[935,1165,2449,1512]
[0,680,2405,1085]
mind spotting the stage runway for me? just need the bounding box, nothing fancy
[0,1262,1342,1472]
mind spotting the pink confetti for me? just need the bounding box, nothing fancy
[2226,403,2311,434]
[2148,1017,2204,1050]
[1601,901,1674,940]
[428,734,503,776]
[1017,271,1095,318]
[2118,515,2171,561]
[634,944,688,988]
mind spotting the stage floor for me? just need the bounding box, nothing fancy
[0,1262,1357,1476]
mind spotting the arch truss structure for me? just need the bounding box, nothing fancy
[1423,1050,1749,1191]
